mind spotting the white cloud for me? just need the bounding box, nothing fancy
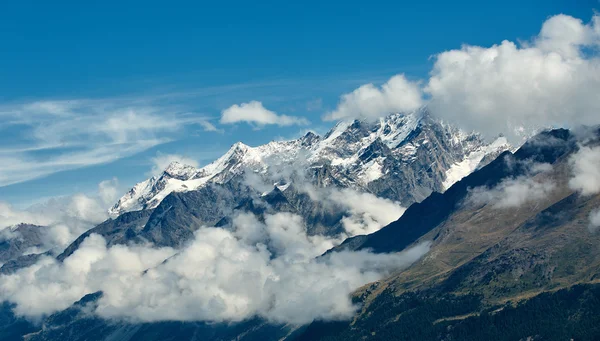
[0,212,430,325]
[0,179,120,253]
[469,176,556,209]
[536,14,600,59]
[241,168,406,238]
[198,119,221,132]
[0,235,176,318]
[324,74,423,121]
[149,153,200,177]
[569,145,600,195]
[221,101,309,127]
[425,14,600,142]
[328,189,406,236]
[0,99,214,187]
[98,179,120,205]
[0,203,45,230]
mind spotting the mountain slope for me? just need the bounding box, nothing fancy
[331,129,575,254]
[291,128,600,340]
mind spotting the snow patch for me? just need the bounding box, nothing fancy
[442,137,510,190]
[360,160,384,183]
[276,183,291,192]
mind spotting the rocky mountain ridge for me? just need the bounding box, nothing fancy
[110,109,510,217]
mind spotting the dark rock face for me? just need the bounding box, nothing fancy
[274,185,346,236]
[139,181,251,248]
[0,252,48,275]
[0,224,45,264]
[56,182,254,254]
[57,209,154,261]
[365,115,465,205]
[311,112,496,207]
[58,177,347,256]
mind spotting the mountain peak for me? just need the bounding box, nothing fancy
[231,141,250,151]
[163,161,198,180]
[164,160,184,170]
[300,131,320,147]
[303,131,319,138]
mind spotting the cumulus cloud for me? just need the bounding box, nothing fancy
[149,153,200,177]
[98,179,120,205]
[469,176,556,209]
[325,15,600,141]
[0,212,430,325]
[425,14,600,142]
[324,74,423,121]
[0,203,45,231]
[568,145,600,232]
[0,235,176,318]
[327,189,406,236]
[241,164,406,238]
[569,145,600,195]
[0,179,120,253]
[221,101,309,127]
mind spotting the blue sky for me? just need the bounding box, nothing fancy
[0,0,597,206]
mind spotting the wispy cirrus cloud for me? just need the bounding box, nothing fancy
[0,98,217,187]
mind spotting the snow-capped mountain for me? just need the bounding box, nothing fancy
[110,108,511,216]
